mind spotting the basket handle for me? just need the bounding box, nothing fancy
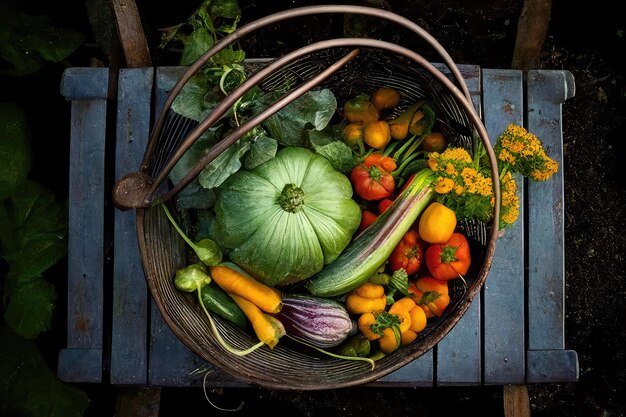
[112,5,497,213]
[143,5,472,168]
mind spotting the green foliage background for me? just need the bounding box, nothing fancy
[0,1,90,415]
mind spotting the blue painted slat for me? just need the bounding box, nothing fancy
[60,67,109,100]
[58,93,107,383]
[527,349,579,383]
[526,70,579,383]
[110,68,154,385]
[481,68,526,385]
[370,351,434,387]
[526,70,573,351]
[437,65,482,386]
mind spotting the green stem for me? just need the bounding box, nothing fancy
[162,204,198,252]
[196,287,264,356]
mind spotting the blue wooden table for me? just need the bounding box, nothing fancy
[56,65,579,393]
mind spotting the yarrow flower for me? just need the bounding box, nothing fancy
[422,124,556,230]
[499,171,519,228]
[427,147,494,223]
[494,124,558,181]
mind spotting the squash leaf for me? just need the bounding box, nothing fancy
[243,132,278,170]
[263,89,337,146]
[0,180,67,285]
[3,277,56,340]
[0,324,90,417]
[309,128,356,174]
[0,103,32,199]
[198,138,252,189]
[0,180,67,339]
[0,3,85,76]
[171,74,223,122]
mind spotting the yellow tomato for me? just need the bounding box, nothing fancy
[370,87,401,110]
[343,122,364,146]
[363,120,391,149]
[418,202,457,243]
[344,94,379,124]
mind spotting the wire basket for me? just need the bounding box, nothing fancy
[113,4,500,390]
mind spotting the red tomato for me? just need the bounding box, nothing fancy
[357,210,378,233]
[377,198,394,213]
[389,230,424,275]
[425,232,471,280]
[350,163,395,201]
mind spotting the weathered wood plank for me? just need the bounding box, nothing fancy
[526,70,579,383]
[110,67,154,384]
[60,67,109,100]
[526,70,573,351]
[481,68,526,385]
[58,89,108,382]
[527,349,579,383]
[437,65,482,386]
[370,351,434,387]
[111,0,152,68]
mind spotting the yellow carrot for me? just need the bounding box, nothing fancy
[209,262,282,314]
[230,294,285,349]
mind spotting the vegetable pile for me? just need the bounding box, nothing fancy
[166,79,559,366]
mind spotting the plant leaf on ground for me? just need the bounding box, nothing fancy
[0,1,85,76]
[0,324,90,417]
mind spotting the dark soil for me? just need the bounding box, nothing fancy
[6,0,625,416]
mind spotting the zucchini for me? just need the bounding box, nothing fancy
[200,283,247,329]
[305,168,434,297]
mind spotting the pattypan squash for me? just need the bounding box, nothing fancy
[213,146,361,287]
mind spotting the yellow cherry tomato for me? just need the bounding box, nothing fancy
[418,202,457,243]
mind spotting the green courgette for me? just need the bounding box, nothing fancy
[305,168,435,298]
[174,262,247,328]
[200,283,247,329]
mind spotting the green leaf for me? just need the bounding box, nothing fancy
[176,180,216,209]
[309,129,356,174]
[263,89,338,146]
[0,324,90,417]
[0,180,68,284]
[180,26,215,66]
[211,0,242,20]
[198,139,252,189]
[243,132,278,170]
[0,5,85,76]
[0,103,32,199]
[3,277,56,339]
[171,74,222,122]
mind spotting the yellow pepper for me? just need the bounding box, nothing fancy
[418,201,457,244]
[409,276,451,318]
[379,297,428,354]
[388,103,420,140]
[346,283,387,314]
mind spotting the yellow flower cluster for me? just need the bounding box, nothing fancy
[499,172,520,227]
[422,124,556,230]
[495,124,558,181]
[427,147,494,223]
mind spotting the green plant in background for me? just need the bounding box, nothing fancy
[0,102,89,416]
[0,1,90,415]
[0,1,85,76]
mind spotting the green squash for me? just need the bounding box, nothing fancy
[213,146,361,287]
